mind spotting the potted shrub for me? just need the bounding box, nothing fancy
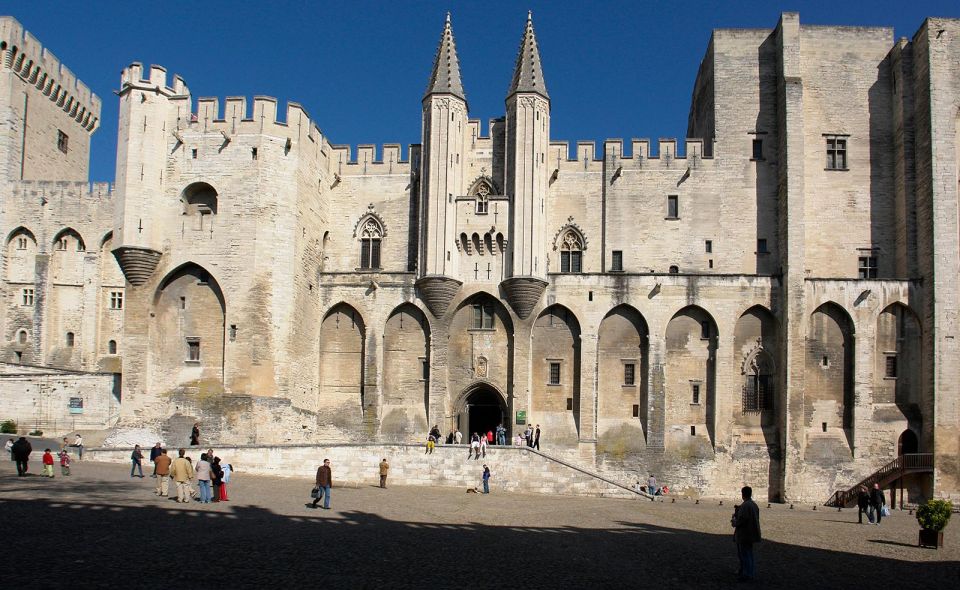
[916,499,953,548]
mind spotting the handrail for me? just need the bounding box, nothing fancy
[826,453,933,507]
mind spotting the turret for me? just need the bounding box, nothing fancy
[501,12,550,319]
[416,13,467,318]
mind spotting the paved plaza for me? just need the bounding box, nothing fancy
[0,456,956,589]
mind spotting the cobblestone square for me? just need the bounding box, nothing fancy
[1,458,956,589]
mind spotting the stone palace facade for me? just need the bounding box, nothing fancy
[1,12,958,502]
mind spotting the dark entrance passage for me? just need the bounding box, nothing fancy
[459,386,506,441]
[897,429,918,455]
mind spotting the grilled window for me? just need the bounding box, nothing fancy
[549,362,561,385]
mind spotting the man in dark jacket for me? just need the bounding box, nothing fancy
[870,483,886,525]
[11,437,32,476]
[732,485,762,582]
[311,459,332,510]
[149,442,162,477]
[857,485,870,524]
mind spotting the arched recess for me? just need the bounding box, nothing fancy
[50,228,86,286]
[381,303,431,440]
[5,226,37,282]
[455,381,508,440]
[733,306,779,428]
[318,303,366,426]
[448,293,514,433]
[98,232,126,287]
[664,305,717,451]
[180,182,218,230]
[531,304,582,446]
[875,303,921,412]
[807,302,855,449]
[151,263,226,392]
[597,305,649,455]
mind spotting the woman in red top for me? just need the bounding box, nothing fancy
[42,449,55,478]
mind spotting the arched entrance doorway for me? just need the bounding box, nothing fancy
[898,429,918,455]
[457,384,508,441]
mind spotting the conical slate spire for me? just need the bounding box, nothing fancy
[508,11,549,100]
[424,13,467,104]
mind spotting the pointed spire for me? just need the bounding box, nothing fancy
[424,12,467,104]
[508,11,549,100]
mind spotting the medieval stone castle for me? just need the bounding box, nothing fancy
[1,12,958,502]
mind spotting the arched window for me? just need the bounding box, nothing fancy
[180,182,218,230]
[559,230,584,273]
[475,182,490,214]
[669,265,679,274]
[358,217,383,270]
[66,332,75,347]
[743,349,774,413]
[108,340,117,355]
[17,330,27,344]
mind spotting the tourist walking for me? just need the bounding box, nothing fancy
[170,449,195,503]
[149,442,162,477]
[857,485,870,524]
[534,424,541,450]
[189,423,200,446]
[130,445,144,478]
[731,485,762,582]
[220,462,232,501]
[195,453,213,504]
[311,458,332,510]
[870,483,886,525]
[454,429,462,445]
[42,449,55,478]
[379,458,389,488]
[11,436,31,476]
[5,437,13,460]
[211,457,224,502]
[154,449,171,497]
[482,464,491,494]
[73,434,83,460]
[59,449,71,476]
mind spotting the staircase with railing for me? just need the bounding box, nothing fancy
[825,453,933,507]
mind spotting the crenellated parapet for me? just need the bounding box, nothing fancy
[9,180,114,201]
[547,138,714,174]
[0,17,101,132]
[328,144,419,176]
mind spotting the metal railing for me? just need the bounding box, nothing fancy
[825,453,933,507]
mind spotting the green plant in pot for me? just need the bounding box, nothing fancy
[916,499,952,549]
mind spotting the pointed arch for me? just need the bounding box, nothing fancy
[52,227,85,251]
[808,302,855,448]
[382,303,431,440]
[597,304,650,450]
[553,222,587,273]
[467,175,500,197]
[100,231,113,249]
[665,304,718,449]
[5,226,36,246]
[319,302,366,424]
[876,302,921,410]
[354,211,385,270]
[532,304,582,443]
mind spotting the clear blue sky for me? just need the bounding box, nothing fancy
[9,0,958,182]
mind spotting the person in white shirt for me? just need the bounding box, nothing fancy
[73,434,83,460]
[454,429,462,445]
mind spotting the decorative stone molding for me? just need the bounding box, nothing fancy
[112,246,162,286]
[353,204,387,238]
[415,275,462,318]
[501,276,548,320]
[552,218,588,251]
[741,338,774,375]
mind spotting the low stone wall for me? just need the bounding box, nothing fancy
[0,364,120,434]
[86,443,643,499]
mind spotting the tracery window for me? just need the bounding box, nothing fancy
[359,217,383,270]
[475,182,490,214]
[559,230,584,273]
[742,350,774,413]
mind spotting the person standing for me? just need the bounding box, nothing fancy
[870,483,886,526]
[496,424,506,446]
[59,449,71,476]
[195,453,213,504]
[73,434,83,460]
[470,433,481,459]
[524,425,533,447]
[130,445,144,478]
[154,449,172,497]
[5,437,14,461]
[11,436,31,476]
[211,457,224,502]
[149,442,162,477]
[479,434,487,458]
[857,485,870,524]
[648,474,657,496]
[379,458,389,489]
[170,449,195,503]
[731,486,762,582]
[534,424,541,450]
[482,464,491,494]
[311,459,332,510]
[220,462,232,501]
[189,423,200,446]
[454,429,463,445]
[42,449,55,478]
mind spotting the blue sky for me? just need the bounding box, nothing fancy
[8,0,958,182]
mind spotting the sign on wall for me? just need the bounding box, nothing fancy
[516,410,526,425]
[69,397,84,414]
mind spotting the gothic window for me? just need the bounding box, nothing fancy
[743,350,774,413]
[358,217,383,270]
[559,230,584,273]
[475,182,490,214]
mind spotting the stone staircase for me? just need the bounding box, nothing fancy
[87,443,653,499]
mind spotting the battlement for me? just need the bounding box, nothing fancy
[329,143,421,175]
[11,180,114,199]
[0,17,101,132]
[548,138,712,173]
[120,62,188,95]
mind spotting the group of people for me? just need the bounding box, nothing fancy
[635,474,669,496]
[148,443,232,504]
[856,483,888,525]
[5,434,82,477]
[425,424,542,454]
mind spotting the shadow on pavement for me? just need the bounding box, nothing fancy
[0,491,956,589]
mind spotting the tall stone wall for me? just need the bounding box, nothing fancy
[0,362,119,433]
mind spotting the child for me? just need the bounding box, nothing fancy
[42,449,55,478]
[220,462,232,501]
[59,449,71,476]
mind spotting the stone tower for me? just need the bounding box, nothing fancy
[501,12,551,320]
[416,14,468,318]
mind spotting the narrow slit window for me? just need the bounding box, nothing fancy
[611,250,623,272]
[667,195,679,218]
